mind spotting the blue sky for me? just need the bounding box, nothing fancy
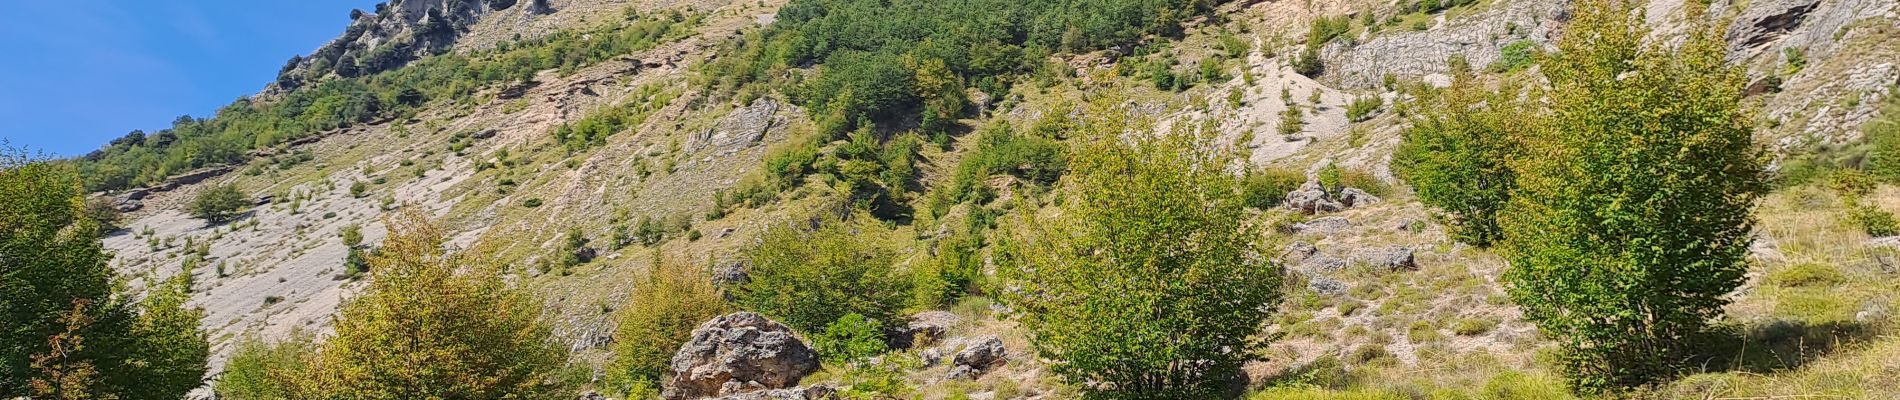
[0,0,380,157]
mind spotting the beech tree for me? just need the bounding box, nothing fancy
[1499,0,1766,391]
[1001,113,1282,399]
[316,212,565,399]
[608,258,728,397]
[2,147,209,399]
[1392,58,1524,246]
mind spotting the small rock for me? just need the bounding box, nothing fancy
[713,261,750,288]
[1308,277,1348,296]
[578,391,608,400]
[1284,241,1319,263]
[1285,189,1343,215]
[1337,188,1381,208]
[1292,217,1354,235]
[905,311,961,346]
[1353,246,1416,271]
[1301,255,1351,273]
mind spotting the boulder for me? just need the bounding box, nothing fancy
[1283,241,1319,263]
[946,336,1006,380]
[573,247,598,264]
[1285,188,1343,215]
[1353,246,1417,271]
[713,261,750,288]
[663,312,821,400]
[900,311,961,347]
[1300,255,1351,273]
[1337,188,1381,208]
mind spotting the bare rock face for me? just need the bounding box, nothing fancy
[664,312,821,400]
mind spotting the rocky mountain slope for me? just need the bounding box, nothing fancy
[81,0,1900,397]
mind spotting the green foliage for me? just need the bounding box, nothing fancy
[340,224,364,247]
[2,148,210,399]
[1001,113,1283,399]
[1280,106,1306,135]
[924,121,1069,218]
[1863,97,1900,181]
[813,313,890,364]
[734,218,909,335]
[1848,203,1900,236]
[315,212,566,398]
[1392,64,1522,246]
[1345,96,1383,122]
[190,184,249,223]
[1241,168,1305,209]
[558,84,673,153]
[1499,0,1765,391]
[215,334,321,400]
[1764,263,1846,288]
[608,260,728,396]
[1487,40,1540,73]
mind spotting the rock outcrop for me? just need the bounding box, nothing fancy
[946,336,1006,380]
[664,312,821,400]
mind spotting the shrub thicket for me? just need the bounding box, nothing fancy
[1001,111,1283,399]
[734,218,909,335]
[1392,61,1523,246]
[608,259,728,396]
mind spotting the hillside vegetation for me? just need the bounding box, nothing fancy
[6,0,1900,399]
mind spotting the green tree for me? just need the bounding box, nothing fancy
[316,211,566,399]
[1392,60,1524,246]
[733,218,908,335]
[608,259,728,396]
[1000,114,1283,399]
[2,147,209,399]
[813,313,888,364]
[1499,0,1766,391]
[215,333,322,400]
[190,184,249,224]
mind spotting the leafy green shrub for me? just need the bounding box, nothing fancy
[316,212,566,398]
[1487,40,1540,73]
[813,313,889,364]
[522,198,543,208]
[923,122,1067,218]
[1765,263,1846,288]
[1345,96,1384,122]
[734,219,908,334]
[1500,1,1764,390]
[1864,97,1900,181]
[216,334,321,399]
[1241,168,1305,209]
[1001,119,1283,398]
[349,180,367,198]
[1393,63,1521,246]
[1849,203,1900,237]
[190,184,250,223]
[1452,318,1498,336]
[608,260,727,395]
